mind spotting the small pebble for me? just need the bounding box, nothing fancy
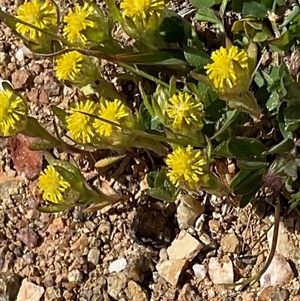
[109,258,127,273]
[192,264,207,280]
[67,270,83,284]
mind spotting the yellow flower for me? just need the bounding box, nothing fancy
[54,51,84,82]
[16,0,57,41]
[38,165,71,203]
[93,99,133,137]
[63,3,97,44]
[205,46,249,91]
[166,92,204,131]
[120,0,165,21]
[0,89,27,137]
[66,100,98,144]
[166,146,208,189]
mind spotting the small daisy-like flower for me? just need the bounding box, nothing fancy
[166,146,208,189]
[205,46,249,91]
[0,89,27,137]
[66,100,98,144]
[54,51,84,82]
[16,0,57,41]
[166,92,204,131]
[38,165,71,203]
[121,0,165,21]
[93,99,133,137]
[63,3,97,44]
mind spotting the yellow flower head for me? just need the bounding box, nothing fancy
[205,46,249,91]
[54,51,84,82]
[0,89,27,137]
[166,146,208,189]
[16,0,57,41]
[66,100,98,144]
[121,0,165,21]
[166,92,204,131]
[63,3,97,44]
[38,165,71,203]
[93,99,133,137]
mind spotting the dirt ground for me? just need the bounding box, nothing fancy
[1,0,300,301]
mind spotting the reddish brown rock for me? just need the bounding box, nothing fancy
[16,229,39,248]
[9,134,43,180]
[11,69,33,89]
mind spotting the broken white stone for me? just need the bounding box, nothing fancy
[16,279,44,301]
[208,257,234,284]
[192,263,207,280]
[176,195,205,230]
[260,254,294,288]
[156,231,203,286]
[15,46,33,62]
[156,259,186,286]
[109,258,127,273]
[167,230,203,261]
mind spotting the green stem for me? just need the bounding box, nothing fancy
[118,62,170,89]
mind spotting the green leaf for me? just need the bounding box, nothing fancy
[159,16,184,43]
[22,117,60,146]
[189,0,216,8]
[29,141,57,150]
[286,82,300,102]
[240,190,257,208]
[103,0,123,23]
[266,91,279,111]
[54,165,89,199]
[268,138,294,154]
[253,31,269,42]
[146,170,178,202]
[139,102,162,131]
[284,159,298,179]
[242,2,268,18]
[231,169,264,195]
[195,7,221,24]
[268,30,290,46]
[227,137,266,159]
[51,105,68,128]
[116,50,187,65]
[211,110,240,139]
[284,105,300,131]
[278,102,292,138]
[238,161,269,170]
[38,203,71,213]
[183,46,211,67]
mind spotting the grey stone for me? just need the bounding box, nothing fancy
[67,270,83,284]
[87,248,100,266]
[176,195,205,230]
[107,272,127,300]
[44,287,62,301]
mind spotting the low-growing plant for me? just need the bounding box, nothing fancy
[1,0,300,287]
